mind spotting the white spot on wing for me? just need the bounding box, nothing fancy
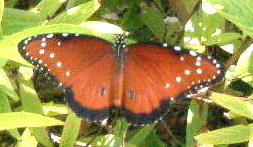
[216,64,221,68]
[57,41,61,46]
[174,46,181,51]
[41,42,47,47]
[165,83,170,88]
[196,61,201,66]
[47,34,54,38]
[189,50,197,56]
[163,43,168,47]
[196,68,203,74]
[56,62,62,67]
[184,69,191,75]
[196,56,202,61]
[39,49,45,54]
[49,53,55,58]
[65,71,71,76]
[24,40,28,44]
[62,33,69,37]
[180,56,185,61]
[176,76,182,82]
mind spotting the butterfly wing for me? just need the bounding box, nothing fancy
[18,33,115,121]
[123,43,224,125]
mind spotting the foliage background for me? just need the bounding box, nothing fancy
[0,0,253,146]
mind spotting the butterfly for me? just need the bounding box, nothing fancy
[18,33,224,125]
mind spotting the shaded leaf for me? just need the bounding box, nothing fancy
[0,92,20,138]
[33,0,66,19]
[2,8,43,35]
[0,68,19,101]
[186,99,208,147]
[48,0,100,24]
[140,6,166,40]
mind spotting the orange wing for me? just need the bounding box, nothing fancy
[123,43,224,125]
[18,33,115,121]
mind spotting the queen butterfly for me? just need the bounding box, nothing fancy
[18,33,225,125]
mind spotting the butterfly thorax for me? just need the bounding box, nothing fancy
[112,35,127,107]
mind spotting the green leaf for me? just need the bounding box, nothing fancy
[59,111,81,147]
[33,0,66,19]
[128,124,155,145]
[0,0,4,38]
[19,67,43,114]
[113,119,131,147]
[0,68,19,101]
[0,58,7,67]
[203,33,241,45]
[186,99,208,147]
[42,103,68,116]
[205,0,253,38]
[210,92,253,119]
[140,6,166,40]
[0,112,63,130]
[48,0,100,24]
[17,128,38,147]
[122,0,143,32]
[6,0,19,8]
[184,8,224,52]
[233,44,253,78]
[139,129,166,147]
[195,123,253,144]
[128,124,165,147]
[0,92,20,138]
[19,67,54,147]
[66,0,90,9]
[2,8,43,35]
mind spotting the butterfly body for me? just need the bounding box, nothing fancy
[18,33,225,125]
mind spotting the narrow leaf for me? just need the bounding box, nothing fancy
[210,92,253,119]
[59,111,81,147]
[0,68,19,101]
[195,123,253,144]
[48,0,100,24]
[0,112,63,130]
[186,99,208,147]
[33,0,66,19]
